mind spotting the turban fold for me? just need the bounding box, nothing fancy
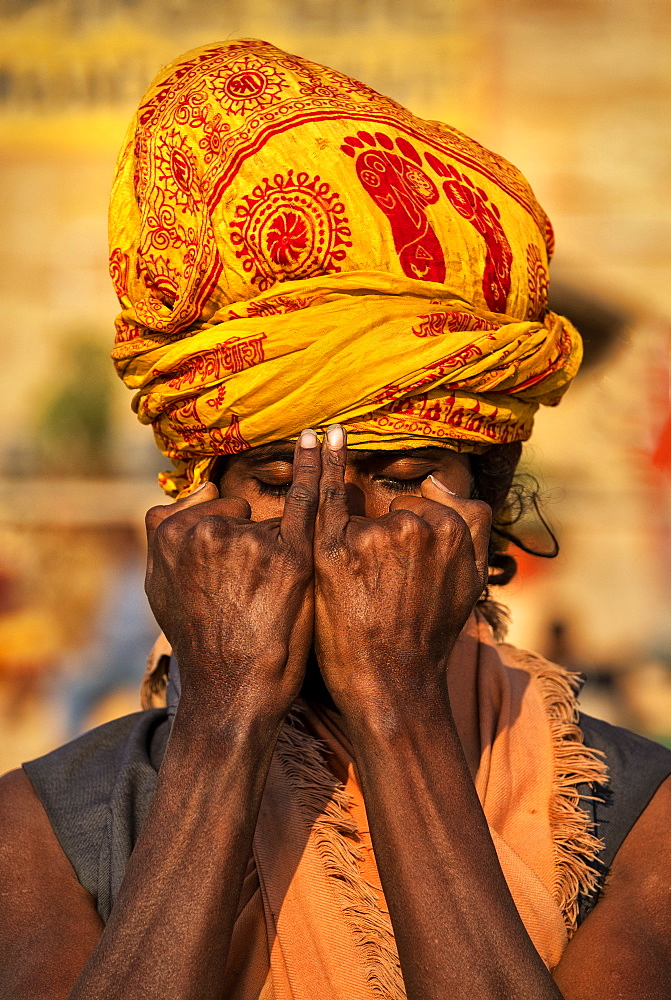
[109,39,581,497]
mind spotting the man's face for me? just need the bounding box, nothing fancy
[217,442,473,520]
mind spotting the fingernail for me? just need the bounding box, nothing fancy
[191,483,210,494]
[300,428,318,448]
[326,424,344,449]
[428,474,457,496]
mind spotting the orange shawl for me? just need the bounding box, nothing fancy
[145,615,606,996]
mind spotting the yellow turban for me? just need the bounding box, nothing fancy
[109,39,581,497]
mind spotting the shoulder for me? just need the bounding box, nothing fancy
[596,717,671,902]
[612,771,671,891]
[580,712,671,776]
[0,765,102,931]
[23,709,169,798]
[0,768,104,996]
[576,714,671,918]
[0,712,169,991]
[555,773,671,996]
[601,771,671,926]
[580,713,671,864]
[581,715,671,933]
[20,709,170,912]
[598,762,671,911]
[0,767,73,879]
[0,765,49,841]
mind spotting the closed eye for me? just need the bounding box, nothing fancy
[255,479,292,498]
[256,476,427,498]
[375,476,426,494]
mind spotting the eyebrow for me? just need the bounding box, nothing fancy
[244,442,295,466]
[244,443,449,466]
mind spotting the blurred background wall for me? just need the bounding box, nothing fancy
[0,0,669,771]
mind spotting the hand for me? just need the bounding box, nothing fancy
[313,426,491,722]
[145,431,321,726]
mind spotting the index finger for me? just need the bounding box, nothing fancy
[279,428,322,547]
[315,424,349,552]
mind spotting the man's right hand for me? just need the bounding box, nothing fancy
[144,429,321,727]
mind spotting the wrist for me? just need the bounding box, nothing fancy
[342,672,456,747]
[170,688,286,756]
[346,697,469,807]
[150,700,285,838]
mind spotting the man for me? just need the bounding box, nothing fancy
[1,39,671,1000]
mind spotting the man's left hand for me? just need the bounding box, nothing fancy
[313,425,491,724]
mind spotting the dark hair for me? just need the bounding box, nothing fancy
[471,441,558,638]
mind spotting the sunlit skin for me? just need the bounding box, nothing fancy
[216,440,476,708]
[216,440,474,520]
[1,426,671,1000]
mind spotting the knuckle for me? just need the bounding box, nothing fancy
[285,484,318,508]
[240,529,265,558]
[355,527,383,552]
[391,510,428,538]
[438,506,466,532]
[469,499,493,524]
[320,484,348,505]
[154,514,182,545]
[191,513,225,542]
[145,505,167,531]
[323,449,344,471]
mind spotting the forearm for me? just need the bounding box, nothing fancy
[349,690,564,1000]
[69,702,281,1000]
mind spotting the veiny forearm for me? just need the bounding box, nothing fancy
[69,701,281,1000]
[348,689,565,1000]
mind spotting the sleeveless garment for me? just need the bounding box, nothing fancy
[22,709,671,927]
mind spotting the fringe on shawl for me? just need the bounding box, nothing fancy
[276,711,405,1000]
[139,653,403,996]
[142,634,608,946]
[500,645,609,935]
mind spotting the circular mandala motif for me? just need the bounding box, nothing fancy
[230,171,352,291]
[212,57,286,114]
[224,69,267,101]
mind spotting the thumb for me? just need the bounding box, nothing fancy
[420,473,462,505]
[421,474,492,583]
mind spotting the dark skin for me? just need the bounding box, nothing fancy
[1,426,670,999]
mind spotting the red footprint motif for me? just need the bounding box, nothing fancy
[425,152,513,313]
[342,131,446,283]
